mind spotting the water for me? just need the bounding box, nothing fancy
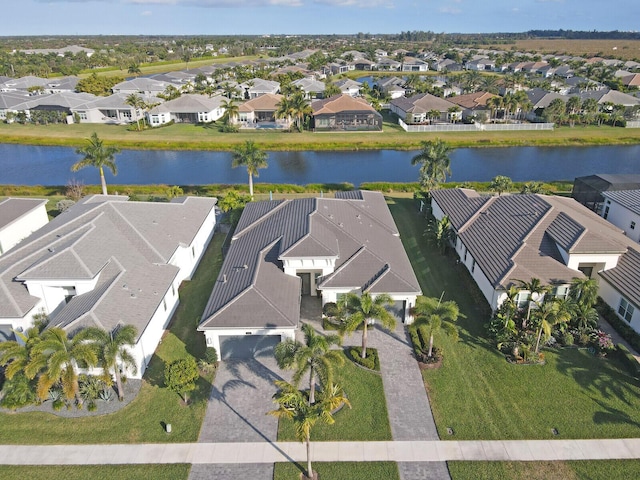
[1,144,640,186]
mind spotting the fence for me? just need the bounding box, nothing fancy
[397,118,554,132]
[626,121,640,129]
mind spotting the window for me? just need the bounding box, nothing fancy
[554,285,569,300]
[631,221,636,230]
[471,260,475,273]
[516,291,529,308]
[618,298,635,323]
[78,111,87,120]
[163,299,167,311]
[603,206,610,219]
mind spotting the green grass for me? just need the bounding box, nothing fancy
[387,196,640,440]
[1,121,640,151]
[273,461,400,480]
[0,465,189,480]
[0,233,225,444]
[277,351,391,442]
[448,460,640,480]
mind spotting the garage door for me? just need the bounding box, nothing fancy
[386,300,406,323]
[219,335,280,360]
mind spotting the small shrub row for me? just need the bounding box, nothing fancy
[360,182,420,193]
[596,298,640,353]
[347,347,380,371]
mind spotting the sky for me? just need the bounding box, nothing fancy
[4,0,640,36]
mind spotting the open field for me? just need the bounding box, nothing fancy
[274,461,400,480]
[486,39,640,61]
[2,122,640,151]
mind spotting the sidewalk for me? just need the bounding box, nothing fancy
[2,439,640,465]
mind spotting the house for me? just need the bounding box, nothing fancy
[579,89,640,107]
[291,78,326,99]
[237,93,285,126]
[4,92,97,123]
[0,195,217,378]
[430,188,633,312]
[239,78,280,99]
[390,93,459,124]
[448,91,497,121]
[0,76,50,93]
[112,78,179,97]
[72,93,154,125]
[311,94,382,131]
[376,57,402,71]
[353,59,376,71]
[432,58,463,72]
[376,77,406,98]
[600,190,640,243]
[598,248,640,332]
[334,79,362,97]
[401,57,429,72]
[198,191,421,357]
[572,174,640,212]
[0,198,49,256]
[146,94,226,125]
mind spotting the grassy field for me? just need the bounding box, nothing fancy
[277,351,392,442]
[0,465,189,480]
[273,461,400,480]
[387,196,640,442]
[0,233,224,444]
[488,39,640,61]
[2,121,640,151]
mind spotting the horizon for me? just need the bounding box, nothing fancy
[5,0,639,37]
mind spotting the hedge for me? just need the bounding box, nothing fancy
[347,347,380,371]
[596,298,640,353]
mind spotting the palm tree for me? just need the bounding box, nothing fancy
[424,215,454,253]
[411,294,462,358]
[127,64,141,76]
[72,132,120,196]
[532,298,571,354]
[0,326,42,380]
[290,92,311,132]
[516,278,551,328]
[341,292,395,359]
[269,381,350,480]
[125,94,144,131]
[489,175,513,196]
[448,105,462,123]
[231,140,268,199]
[569,277,598,308]
[221,98,239,125]
[275,95,294,128]
[82,325,138,401]
[411,138,453,192]
[572,301,599,332]
[25,327,98,405]
[274,323,343,405]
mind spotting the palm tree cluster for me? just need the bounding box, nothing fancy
[488,277,606,363]
[410,294,462,362]
[275,90,311,132]
[0,322,138,409]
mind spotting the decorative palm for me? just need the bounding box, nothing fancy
[532,298,572,353]
[125,94,144,131]
[572,301,599,332]
[0,327,42,380]
[25,327,98,405]
[274,323,343,405]
[412,294,462,358]
[516,278,550,327]
[290,92,311,131]
[221,98,239,125]
[268,381,350,479]
[72,132,120,196]
[569,276,599,308]
[81,325,138,401]
[410,138,453,192]
[424,214,454,253]
[231,140,268,199]
[341,292,395,359]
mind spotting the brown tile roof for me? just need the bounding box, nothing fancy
[238,93,283,112]
[448,91,497,109]
[312,94,376,115]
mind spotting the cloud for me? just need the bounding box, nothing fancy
[439,6,461,14]
[141,9,153,15]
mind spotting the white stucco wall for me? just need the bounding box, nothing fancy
[602,200,640,243]
[565,252,620,273]
[168,205,216,283]
[598,278,640,334]
[202,327,296,355]
[0,203,48,255]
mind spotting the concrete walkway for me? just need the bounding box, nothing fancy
[2,439,640,465]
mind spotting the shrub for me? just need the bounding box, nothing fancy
[348,347,380,371]
[99,389,114,402]
[562,331,575,346]
[164,357,199,402]
[0,373,36,410]
[56,199,76,213]
[204,347,218,365]
[52,399,65,411]
[596,298,640,352]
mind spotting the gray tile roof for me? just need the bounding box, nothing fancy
[148,94,225,115]
[602,189,640,216]
[0,195,216,341]
[0,198,47,231]
[600,247,640,308]
[431,189,632,289]
[199,191,420,331]
[391,93,457,114]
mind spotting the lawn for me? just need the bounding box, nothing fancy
[0,233,225,444]
[273,461,400,480]
[277,351,392,442]
[387,196,640,441]
[0,465,189,480]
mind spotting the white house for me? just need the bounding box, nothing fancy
[0,195,217,378]
[0,198,49,256]
[199,191,421,358]
[146,94,226,125]
[601,190,640,243]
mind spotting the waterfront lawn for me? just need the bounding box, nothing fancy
[387,196,640,440]
[2,121,640,151]
[0,233,224,444]
[274,462,400,480]
[0,465,189,480]
[277,351,392,442]
[448,460,640,480]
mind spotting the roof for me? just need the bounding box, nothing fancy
[0,195,216,341]
[0,198,47,232]
[238,93,282,112]
[199,191,420,331]
[148,94,225,114]
[448,91,496,109]
[602,190,640,216]
[390,93,457,114]
[600,247,640,309]
[431,189,632,290]
[311,95,377,115]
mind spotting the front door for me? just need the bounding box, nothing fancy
[298,273,311,295]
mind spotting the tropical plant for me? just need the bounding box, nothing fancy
[411,294,462,358]
[166,185,184,200]
[520,181,545,194]
[220,98,239,125]
[164,357,199,403]
[72,132,120,196]
[274,323,343,405]
[0,373,37,410]
[410,138,453,192]
[25,327,99,406]
[0,325,43,380]
[81,325,138,401]
[489,175,513,196]
[515,278,551,327]
[572,301,599,332]
[340,292,395,359]
[424,215,454,253]
[531,298,572,353]
[268,381,350,480]
[125,94,145,131]
[231,140,268,199]
[569,276,598,308]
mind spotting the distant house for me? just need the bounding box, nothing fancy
[0,195,217,378]
[600,190,640,243]
[401,57,429,72]
[0,198,48,256]
[448,91,497,121]
[311,94,382,131]
[72,92,151,125]
[376,57,402,71]
[19,45,94,57]
[4,92,97,123]
[198,191,421,358]
[237,93,287,126]
[430,189,634,314]
[240,78,280,99]
[112,78,179,97]
[390,93,459,124]
[334,79,362,97]
[146,94,226,125]
[572,174,640,212]
[291,78,326,100]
